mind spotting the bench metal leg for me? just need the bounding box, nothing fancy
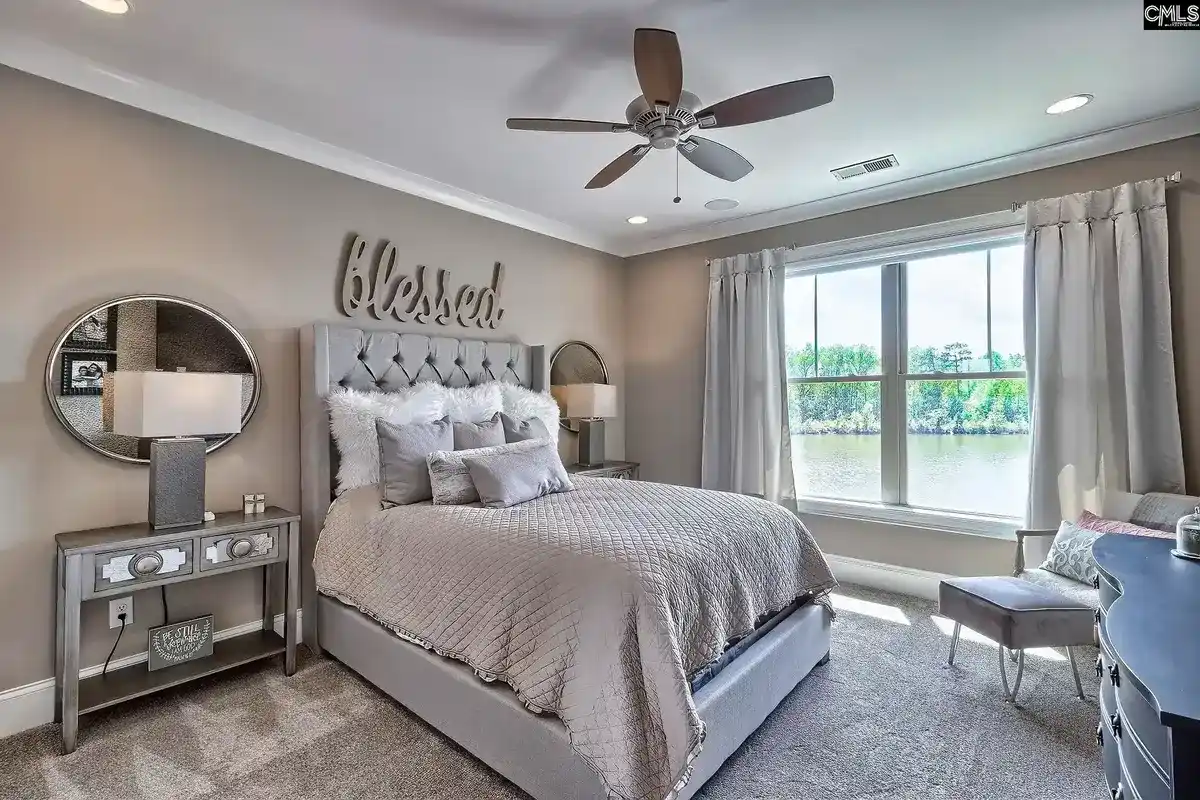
[1066,646,1085,700]
[947,622,961,665]
[999,646,1025,703]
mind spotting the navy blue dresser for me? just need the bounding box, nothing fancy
[1094,534,1200,800]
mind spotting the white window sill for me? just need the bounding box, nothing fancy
[792,496,1020,540]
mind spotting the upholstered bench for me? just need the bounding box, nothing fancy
[938,576,1094,703]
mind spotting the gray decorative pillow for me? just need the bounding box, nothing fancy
[427,439,545,505]
[376,416,453,507]
[500,412,550,443]
[1039,520,1103,585]
[462,440,574,508]
[454,412,506,450]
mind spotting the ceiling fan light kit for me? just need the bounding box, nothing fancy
[506,27,834,192]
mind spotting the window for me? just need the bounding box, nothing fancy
[785,235,1028,521]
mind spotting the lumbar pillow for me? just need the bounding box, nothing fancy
[463,440,574,509]
[496,383,560,442]
[432,382,503,423]
[376,416,453,506]
[500,412,550,443]
[1040,520,1104,585]
[454,412,506,450]
[328,385,443,495]
[427,439,544,505]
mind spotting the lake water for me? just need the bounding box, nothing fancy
[792,433,1029,518]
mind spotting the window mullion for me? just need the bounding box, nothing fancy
[880,262,903,505]
[986,247,993,371]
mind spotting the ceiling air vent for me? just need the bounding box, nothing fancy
[831,154,899,181]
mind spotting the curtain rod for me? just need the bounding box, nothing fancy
[1009,171,1182,213]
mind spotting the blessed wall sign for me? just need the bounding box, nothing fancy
[339,235,505,329]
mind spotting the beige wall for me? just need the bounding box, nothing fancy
[0,67,626,693]
[625,135,1200,576]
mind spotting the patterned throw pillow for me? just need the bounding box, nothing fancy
[1040,521,1103,585]
[1076,510,1173,539]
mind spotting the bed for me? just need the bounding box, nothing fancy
[299,323,834,800]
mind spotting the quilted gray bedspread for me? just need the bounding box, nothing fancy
[314,477,836,800]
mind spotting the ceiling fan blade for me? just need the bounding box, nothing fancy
[680,137,753,182]
[586,144,651,189]
[698,76,834,129]
[507,118,631,133]
[633,28,683,109]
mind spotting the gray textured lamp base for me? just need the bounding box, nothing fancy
[577,419,605,467]
[149,437,206,528]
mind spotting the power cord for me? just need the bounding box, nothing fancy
[103,613,127,676]
[161,584,170,624]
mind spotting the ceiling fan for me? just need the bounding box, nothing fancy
[506,28,834,190]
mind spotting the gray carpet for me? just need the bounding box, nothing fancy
[1,585,1106,799]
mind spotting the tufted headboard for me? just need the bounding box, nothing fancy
[299,323,546,648]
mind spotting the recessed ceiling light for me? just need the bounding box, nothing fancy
[704,198,740,211]
[626,215,648,225]
[1046,94,1093,115]
[78,0,130,13]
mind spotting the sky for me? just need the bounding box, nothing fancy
[784,244,1024,370]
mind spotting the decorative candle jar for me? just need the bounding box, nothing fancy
[1174,507,1200,561]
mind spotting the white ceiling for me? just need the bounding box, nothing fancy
[3,0,1200,256]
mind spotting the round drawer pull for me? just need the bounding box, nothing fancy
[228,537,255,559]
[132,552,163,577]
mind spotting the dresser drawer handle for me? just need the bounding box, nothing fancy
[1110,713,1122,739]
[1095,723,1104,747]
[132,552,163,577]
[1095,655,1104,679]
[228,537,255,559]
[1108,664,1120,688]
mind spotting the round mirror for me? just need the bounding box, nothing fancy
[45,296,261,464]
[549,341,609,432]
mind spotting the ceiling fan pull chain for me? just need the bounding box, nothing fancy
[674,148,682,204]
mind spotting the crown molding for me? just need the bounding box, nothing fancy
[0,33,617,255]
[4,33,1198,260]
[616,107,1200,257]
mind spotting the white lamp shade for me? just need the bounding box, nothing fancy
[561,383,618,419]
[109,371,243,437]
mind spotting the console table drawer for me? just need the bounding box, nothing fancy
[93,542,193,594]
[199,527,281,572]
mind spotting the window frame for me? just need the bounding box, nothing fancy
[781,212,1027,534]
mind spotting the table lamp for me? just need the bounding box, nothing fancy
[107,370,243,528]
[562,383,617,468]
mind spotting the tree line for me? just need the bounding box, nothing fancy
[787,343,1029,435]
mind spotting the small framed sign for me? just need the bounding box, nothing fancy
[148,614,214,671]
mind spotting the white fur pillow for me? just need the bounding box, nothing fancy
[327,385,443,495]
[496,383,560,442]
[427,382,503,423]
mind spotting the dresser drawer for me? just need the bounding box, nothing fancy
[1116,714,1171,800]
[94,541,193,594]
[199,527,282,572]
[1098,570,1121,613]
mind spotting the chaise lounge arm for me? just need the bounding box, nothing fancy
[1013,528,1059,576]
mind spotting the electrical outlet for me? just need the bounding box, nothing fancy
[108,596,133,629]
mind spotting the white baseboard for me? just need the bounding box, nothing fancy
[0,610,302,742]
[825,554,949,601]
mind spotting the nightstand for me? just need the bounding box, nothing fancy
[55,507,299,754]
[567,460,640,480]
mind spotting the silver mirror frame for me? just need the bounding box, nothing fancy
[44,295,262,465]
[549,340,609,433]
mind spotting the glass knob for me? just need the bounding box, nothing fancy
[132,552,162,576]
[229,537,254,559]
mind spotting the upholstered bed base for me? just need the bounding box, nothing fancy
[317,593,831,800]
